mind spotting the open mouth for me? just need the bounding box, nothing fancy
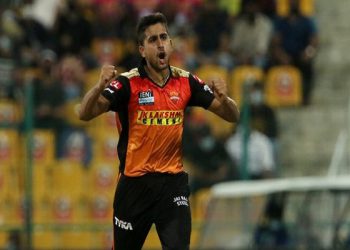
[158,52,166,60]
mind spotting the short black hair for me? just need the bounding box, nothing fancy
[136,12,169,45]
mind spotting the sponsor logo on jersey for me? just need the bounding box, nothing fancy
[173,196,189,207]
[138,90,154,105]
[136,110,183,125]
[114,216,133,231]
[110,80,122,90]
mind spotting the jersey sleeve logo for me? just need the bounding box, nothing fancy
[110,80,122,90]
[203,84,213,94]
[193,75,204,84]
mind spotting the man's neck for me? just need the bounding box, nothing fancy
[144,64,170,87]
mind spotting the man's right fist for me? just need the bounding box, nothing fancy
[99,65,118,90]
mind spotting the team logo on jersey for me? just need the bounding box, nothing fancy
[168,91,180,104]
[138,90,154,105]
[110,80,122,90]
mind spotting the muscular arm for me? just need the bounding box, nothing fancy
[78,65,117,121]
[207,79,240,123]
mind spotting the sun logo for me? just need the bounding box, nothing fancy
[169,91,180,104]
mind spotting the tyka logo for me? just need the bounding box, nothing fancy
[114,216,133,231]
[138,90,154,105]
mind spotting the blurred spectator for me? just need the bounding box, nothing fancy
[92,0,137,40]
[229,0,273,69]
[156,0,201,36]
[18,6,53,51]
[254,193,290,249]
[254,0,277,20]
[193,0,230,68]
[249,81,279,147]
[270,0,318,105]
[6,230,21,250]
[33,49,65,138]
[53,0,93,58]
[20,0,63,30]
[0,28,17,99]
[57,56,85,101]
[57,128,92,167]
[131,0,160,18]
[183,116,236,194]
[225,121,276,180]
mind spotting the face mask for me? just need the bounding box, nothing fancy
[200,136,215,151]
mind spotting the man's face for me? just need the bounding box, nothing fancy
[139,23,173,71]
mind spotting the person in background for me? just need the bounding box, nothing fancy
[229,0,273,69]
[183,120,236,194]
[270,0,318,105]
[225,119,275,180]
[249,81,279,160]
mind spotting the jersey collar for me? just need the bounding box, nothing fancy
[138,58,172,80]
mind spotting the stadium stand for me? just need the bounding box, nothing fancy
[0,0,320,248]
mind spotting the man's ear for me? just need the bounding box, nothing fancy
[169,39,174,53]
[139,45,145,58]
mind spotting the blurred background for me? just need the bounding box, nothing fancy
[0,0,349,249]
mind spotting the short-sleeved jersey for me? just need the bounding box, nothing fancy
[102,61,214,177]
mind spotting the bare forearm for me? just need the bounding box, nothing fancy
[79,65,117,121]
[220,97,240,123]
[78,85,107,121]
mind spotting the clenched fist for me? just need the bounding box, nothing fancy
[208,78,228,102]
[98,65,118,90]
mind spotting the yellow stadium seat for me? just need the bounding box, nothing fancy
[32,163,53,224]
[95,231,113,249]
[0,189,22,226]
[89,160,118,191]
[84,68,100,93]
[0,232,7,248]
[300,0,315,16]
[92,130,120,163]
[265,65,302,107]
[51,160,88,224]
[191,188,212,223]
[88,191,114,224]
[0,100,21,126]
[0,129,20,167]
[64,98,88,128]
[230,65,265,107]
[33,231,58,249]
[60,231,94,249]
[143,225,161,249]
[195,64,229,84]
[24,129,55,168]
[276,0,315,17]
[92,111,120,132]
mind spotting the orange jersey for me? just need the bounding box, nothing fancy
[102,62,214,177]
